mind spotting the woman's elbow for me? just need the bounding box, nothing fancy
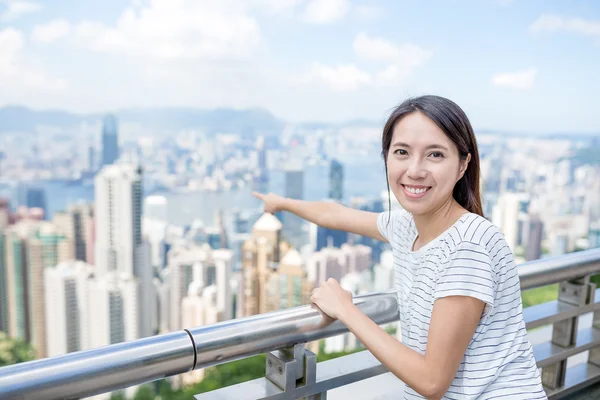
[416,376,450,400]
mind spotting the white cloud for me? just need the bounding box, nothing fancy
[0,0,41,22]
[252,0,305,14]
[31,19,71,43]
[353,33,432,85]
[303,0,348,24]
[491,68,537,90]
[530,14,600,36]
[62,1,262,60]
[301,62,371,91]
[352,5,383,20]
[0,27,67,91]
[353,33,399,62]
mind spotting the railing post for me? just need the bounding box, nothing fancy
[542,276,595,390]
[262,343,325,400]
[587,276,600,368]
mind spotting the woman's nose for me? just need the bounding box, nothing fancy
[406,159,427,180]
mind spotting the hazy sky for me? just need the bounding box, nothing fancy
[1,0,599,132]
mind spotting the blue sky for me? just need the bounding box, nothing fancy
[1,0,599,133]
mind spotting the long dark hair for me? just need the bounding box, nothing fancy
[381,95,483,216]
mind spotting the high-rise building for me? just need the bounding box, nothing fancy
[3,222,36,341]
[44,261,93,357]
[239,214,312,317]
[492,193,530,253]
[53,204,94,263]
[101,114,120,166]
[307,244,371,288]
[3,220,68,357]
[525,217,544,261]
[167,244,233,332]
[329,159,344,201]
[284,168,304,248]
[95,164,144,278]
[265,249,313,311]
[311,223,349,252]
[94,164,154,341]
[27,222,68,358]
[88,274,139,348]
[0,197,10,229]
[24,187,47,219]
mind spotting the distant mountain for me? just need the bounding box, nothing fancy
[0,105,285,137]
[0,105,598,139]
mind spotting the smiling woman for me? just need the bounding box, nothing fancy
[254,95,547,399]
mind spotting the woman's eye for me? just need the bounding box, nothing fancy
[429,152,444,158]
[394,149,407,156]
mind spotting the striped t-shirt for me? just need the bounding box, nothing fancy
[377,210,546,399]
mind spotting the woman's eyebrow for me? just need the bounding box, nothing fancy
[391,142,449,151]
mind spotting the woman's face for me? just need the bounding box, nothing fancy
[386,111,470,216]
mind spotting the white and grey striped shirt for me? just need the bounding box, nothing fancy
[377,210,546,399]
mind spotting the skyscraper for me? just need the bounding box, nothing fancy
[492,193,530,253]
[27,222,68,358]
[24,187,47,219]
[3,220,68,358]
[44,261,93,357]
[525,217,544,261]
[167,244,233,331]
[95,165,143,278]
[53,204,94,263]
[101,114,120,166]
[284,167,304,248]
[239,213,313,317]
[329,159,344,201]
[94,164,154,342]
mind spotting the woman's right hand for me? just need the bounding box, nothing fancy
[252,192,287,214]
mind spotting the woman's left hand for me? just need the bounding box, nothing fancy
[310,278,354,320]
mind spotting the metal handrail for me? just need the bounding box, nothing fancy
[0,248,599,400]
[519,248,600,290]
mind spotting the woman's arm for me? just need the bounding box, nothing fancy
[253,192,386,242]
[311,279,484,400]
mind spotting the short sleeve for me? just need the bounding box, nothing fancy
[377,210,405,243]
[434,241,496,317]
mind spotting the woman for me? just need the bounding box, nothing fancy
[253,95,545,399]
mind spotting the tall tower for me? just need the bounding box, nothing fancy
[95,165,143,278]
[53,204,94,263]
[101,114,120,166]
[284,167,304,248]
[44,261,93,357]
[240,213,284,317]
[93,164,154,342]
[328,159,344,201]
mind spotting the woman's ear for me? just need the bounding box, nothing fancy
[460,153,471,178]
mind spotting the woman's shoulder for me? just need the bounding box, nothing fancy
[377,208,413,244]
[454,213,503,250]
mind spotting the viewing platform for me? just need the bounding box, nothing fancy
[1,248,600,399]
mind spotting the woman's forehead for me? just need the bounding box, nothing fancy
[391,116,454,148]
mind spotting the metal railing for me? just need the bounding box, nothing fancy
[0,248,599,400]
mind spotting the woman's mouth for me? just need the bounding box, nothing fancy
[401,184,432,199]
